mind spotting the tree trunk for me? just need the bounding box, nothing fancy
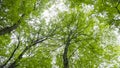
[63,35,71,68]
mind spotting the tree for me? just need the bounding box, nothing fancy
[0,0,120,68]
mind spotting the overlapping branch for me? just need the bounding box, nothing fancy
[0,14,25,36]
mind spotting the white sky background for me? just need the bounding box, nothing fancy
[41,0,69,23]
[28,0,69,25]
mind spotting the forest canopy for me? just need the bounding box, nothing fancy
[0,0,120,68]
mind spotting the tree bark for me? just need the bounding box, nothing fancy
[63,44,69,68]
[63,33,71,68]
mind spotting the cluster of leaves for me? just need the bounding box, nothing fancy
[0,0,120,68]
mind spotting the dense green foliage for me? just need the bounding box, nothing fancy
[0,0,120,68]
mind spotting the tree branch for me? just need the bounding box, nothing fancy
[115,0,120,14]
[7,37,48,68]
[0,14,25,36]
[63,30,73,68]
[0,36,21,68]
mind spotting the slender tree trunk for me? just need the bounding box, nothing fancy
[63,44,69,68]
[63,34,71,68]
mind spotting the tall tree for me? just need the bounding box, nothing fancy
[0,0,120,68]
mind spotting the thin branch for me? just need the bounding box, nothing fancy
[8,37,48,68]
[7,25,56,68]
[115,0,120,14]
[0,14,25,36]
[0,35,21,68]
[68,42,83,59]
[68,36,94,59]
[116,7,120,14]
[0,0,38,36]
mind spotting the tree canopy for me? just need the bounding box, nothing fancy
[0,0,120,68]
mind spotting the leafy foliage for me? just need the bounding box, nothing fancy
[0,0,120,68]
